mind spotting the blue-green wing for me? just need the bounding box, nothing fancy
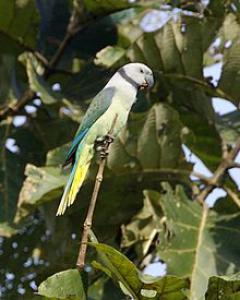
[64,86,115,166]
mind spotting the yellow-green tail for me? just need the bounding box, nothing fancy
[56,143,93,216]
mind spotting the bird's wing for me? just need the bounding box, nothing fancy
[63,86,115,166]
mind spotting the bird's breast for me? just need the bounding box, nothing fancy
[85,101,131,145]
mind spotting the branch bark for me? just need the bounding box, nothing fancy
[0,2,85,122]
[76,114,118,270]
[196,138,240,203]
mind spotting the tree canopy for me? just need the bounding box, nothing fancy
[0,1,240,299]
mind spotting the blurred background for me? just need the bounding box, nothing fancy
[0,0,240,299]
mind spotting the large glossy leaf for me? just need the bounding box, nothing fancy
[0,0,40,48]
[14,164,67,223]
[216,110,240,144]
[121,190,163,257]
[218,13,240,104]
[38,269,86,300]
[88,276,125,300]
[1,2,240,300]
[90,243,189,300]
[154,183,240,300]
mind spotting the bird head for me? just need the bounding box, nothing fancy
[118,63,154,90]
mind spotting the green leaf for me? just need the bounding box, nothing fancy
[205,273,240,300]
[14,164,67,224]
[216,110,240,145]
[21,52,83,121]
[22,52,57,105]
[0,222,17,237]
[0,0,40,48]
[154,183,240,300]
[121,190,163,257]
[218,13,240,104]
[38,269,86,300]
[90,242,189,299]
[94,46,127,68]
[0,55,17,107]
[108,103,187,172]
[88,276,125,300]
[90,243,142,298]
[0,121,45,223]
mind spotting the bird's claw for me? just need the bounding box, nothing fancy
[95,134,114,159]
[100,150,109,159]
[95,134,114,145]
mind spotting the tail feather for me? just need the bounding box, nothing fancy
[56,143,93,216]
[68,162,90,206]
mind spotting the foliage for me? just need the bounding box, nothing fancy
[0,0,240,299]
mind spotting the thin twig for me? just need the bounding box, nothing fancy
[0,3,84,122]
[223,186,240,208]
[196,138,240,203]
[76,114,118,270]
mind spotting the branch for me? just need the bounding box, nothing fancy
[223,186,240,208]
[76,114,118,270]
[196,138,240,203]
[0,2,85,122]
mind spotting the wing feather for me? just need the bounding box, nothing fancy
[64,86,115,166]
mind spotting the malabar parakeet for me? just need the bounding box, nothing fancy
[56,63,154,215]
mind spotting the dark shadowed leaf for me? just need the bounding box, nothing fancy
[14,164,67,224]
[121,190,163,257]
[205,273,240,300]
[154,183,240,299]
[0,0,40,48]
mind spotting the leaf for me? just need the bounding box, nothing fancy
[205,273,240,300]
[38,269,86,300]
[121,190,163,257]
[0,222,17,237]
[22,52,57,105]
[90,242,189,299]
[155,183,240,300]
[21,52,84,121]
[218,13,240,104]
[108,103,186,172]
[94,46,127,68]
[0,55,17,107]
[0,122,45,223]
[0,0,40,48]
[14,164,67,224]
[88,276,125,300]
[216,110,240,145]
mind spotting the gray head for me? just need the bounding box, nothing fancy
[118,63,154,90]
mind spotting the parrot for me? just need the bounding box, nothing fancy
[56,63,154,216]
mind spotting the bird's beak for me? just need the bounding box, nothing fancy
[140,74,154,90]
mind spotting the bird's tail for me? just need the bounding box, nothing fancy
[56,143,93,216]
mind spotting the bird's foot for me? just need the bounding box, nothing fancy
[95,134,114,160]
[100,149,109,159]
[95,134,114,145]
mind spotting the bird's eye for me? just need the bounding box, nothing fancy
[140,69,144,73]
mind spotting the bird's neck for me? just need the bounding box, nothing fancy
[105,72,138,110]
